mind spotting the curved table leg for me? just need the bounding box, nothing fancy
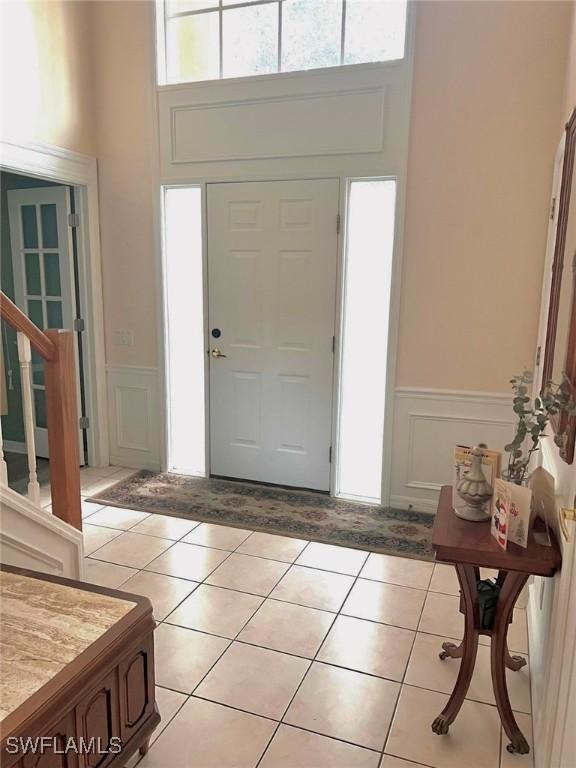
[491,572,530,754]
[432,564,479,735]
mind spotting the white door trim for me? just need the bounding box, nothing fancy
[0,137,109,466]
[161,170,406,503]
[153,2,416,502]
[7,185,85,461]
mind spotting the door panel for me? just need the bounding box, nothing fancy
[208,179,339,490]
[7,187,85,463]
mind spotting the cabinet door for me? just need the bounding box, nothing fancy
[76,672,120,768]
[22,712,79,768]
[119,636,156,743]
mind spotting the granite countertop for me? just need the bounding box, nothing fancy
[0,571,137,722]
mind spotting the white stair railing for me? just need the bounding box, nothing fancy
[16,331,40,506]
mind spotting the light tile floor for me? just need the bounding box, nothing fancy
[78,467,533,768]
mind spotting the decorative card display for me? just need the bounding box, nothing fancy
[491,479,511,550]
[507,483,532,548]
[453,445,501,516]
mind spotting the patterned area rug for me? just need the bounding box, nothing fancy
[89,472,434,561]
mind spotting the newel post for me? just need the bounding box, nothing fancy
[44,329,82,530]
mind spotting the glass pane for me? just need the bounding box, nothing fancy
[344,0,407,64]
[25,253,41,295]
[166,0,218,15]
[40,204,58,248]
[32,352,44,386]
[46,300,63,329]
[21,205,38,248]
[34,388,47,429]
[223,4,278,79]
[43,253,62,296]
[164,187,206,476]
[27,299,44,329]
[337,180,396,502]
[166,13,220,83]
[282,0,342,72]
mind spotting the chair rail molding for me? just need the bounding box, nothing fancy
[106,365,161,471]
[390,387,514,512]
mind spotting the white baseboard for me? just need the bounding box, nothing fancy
[106,365,161,472]
[390,387,514,512]
[2,440,26,454]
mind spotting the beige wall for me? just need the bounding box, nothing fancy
[396,0,572,392]
[563,1,576,121]
[4,0,571,390]
[91,0,158,368]
[0,0,95,155]
[90,0,573,388]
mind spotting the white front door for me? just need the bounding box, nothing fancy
[7,186,85,463]
[207,179,339,490]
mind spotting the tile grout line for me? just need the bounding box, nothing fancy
[377,565,432,765]
[79,494,530,768]
[253,548,371,767]
[84,547,529,653]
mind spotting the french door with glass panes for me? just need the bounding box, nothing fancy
[7,186,85,462]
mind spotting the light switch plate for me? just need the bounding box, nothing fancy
[113,329,134,347]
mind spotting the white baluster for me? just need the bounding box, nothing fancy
[0,415,7,486]
[17,332,40,505]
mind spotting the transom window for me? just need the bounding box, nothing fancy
[159,0,408,84]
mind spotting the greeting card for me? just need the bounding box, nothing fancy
[491,479,511,550]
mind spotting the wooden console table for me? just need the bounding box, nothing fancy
[431,485,561,755]
[0,565,160,768]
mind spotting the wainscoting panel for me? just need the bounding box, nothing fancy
[390,388,514,512]
[106,366,161,471]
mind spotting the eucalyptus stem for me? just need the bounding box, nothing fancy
[505,370,576,485]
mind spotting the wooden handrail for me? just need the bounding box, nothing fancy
[45,330,81,530]
[0,291,56,361]
[1,291,81,531]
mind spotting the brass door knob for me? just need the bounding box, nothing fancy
[211,348,227,358]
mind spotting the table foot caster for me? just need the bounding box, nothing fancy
[506,653,527,672]
[439,641,462,661]
[506,735,530,755]
[431,715,450,735]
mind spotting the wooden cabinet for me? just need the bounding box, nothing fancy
[22,713,79,768]
[1,567,160,768]
[119,636,155,744]
[76,671,120,768]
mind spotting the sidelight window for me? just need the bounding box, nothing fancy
[336,178,396,503]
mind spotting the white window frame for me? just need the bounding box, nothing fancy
[155,0,408,86]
